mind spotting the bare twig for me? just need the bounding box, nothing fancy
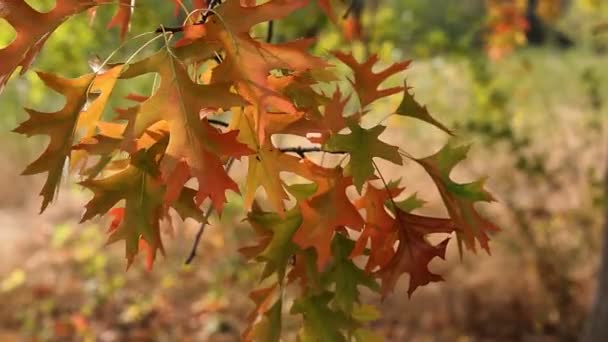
[207,118,230,127]
[278,146,347,157]
[267,21,274,43]
[184,157,235,264]
[155,26,184,33]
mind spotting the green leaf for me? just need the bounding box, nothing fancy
[249,299,282,342]
[247,208,303,280]
[386,192,427,214]
[326,234,379,313]
[395,80,452,135]
[290,292,351,342]
[324,124,402,192]
[416,143,499,253]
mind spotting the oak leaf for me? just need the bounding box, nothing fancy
[107,0,134,39]
[291,292,352,342]
[292,170,364,269]
[324,124,402,192]
[184,0,329,143]
[351,183,454,296]
[351,182,404,272]
[245,208,302,280]
[120,50,251,212]
[0,0,98,91]
[416,143,500,253]
[231,107,306,214]
[326,234,379,313]
[80,149,205,268]
[13,72,95,212]
[333,52,410,109]
[243,285,282,342]
[377,209,453,297]
[395,80,452,135]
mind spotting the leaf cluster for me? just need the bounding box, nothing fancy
[1,0,500,340]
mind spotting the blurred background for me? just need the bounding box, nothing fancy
[0,0,607,340]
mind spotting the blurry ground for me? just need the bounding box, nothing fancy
[0,50,606,341]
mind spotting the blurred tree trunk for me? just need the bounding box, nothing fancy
[583,152,608,342]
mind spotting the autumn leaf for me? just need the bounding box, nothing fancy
[120,49,251,213]
[325,234,379,313]
[80,148,205,268]
[377,209,454,297]
[416,143,500,254]
[292,170,364,269]
[231,107,306,214]
[185,0,329,143]
[81,160,163,268]
[0,0,99,91]
[3,0,503,337]
[351,182,404,272]
[107,0,135,40]
[291,292,352,342]
[350,183,454,296]
[249,299,282,342]
[301,86,361,144]
[318,0,362,41]
[245,208,302,280]
[333,52,410,109]
[243,285,282,342]
[71,65,124,171]
[324,124,402,192]
[394,80,453,135]
[392,192,427,213]
[13,72,95,212]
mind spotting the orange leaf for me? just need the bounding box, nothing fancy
[13,72,95,212]
[292,169,363,269]
[107,0,135,40]
[333,51,410,109]
[190,0,329,144]
[0,0,99,91]
[81,149,205,269]
[120,50,252,213]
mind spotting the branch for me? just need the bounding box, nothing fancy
[267,21,274,43]
[155,0,222,34]
[207,118,229,127]
[278,146,347,157]
[155,25,185,33]
[184,202,214,264]
[206,119,351,157]
[185,157,235,264]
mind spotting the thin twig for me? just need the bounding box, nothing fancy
[155,26,184,33]
[155,0,222,34]
[185,157,235,264]
[207,118,229,127]
[201,117,350,156]
[267,21,274,43]
[184,203,214,264]
[278,146,347,157]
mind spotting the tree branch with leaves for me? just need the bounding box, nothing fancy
[1,0,500,339]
